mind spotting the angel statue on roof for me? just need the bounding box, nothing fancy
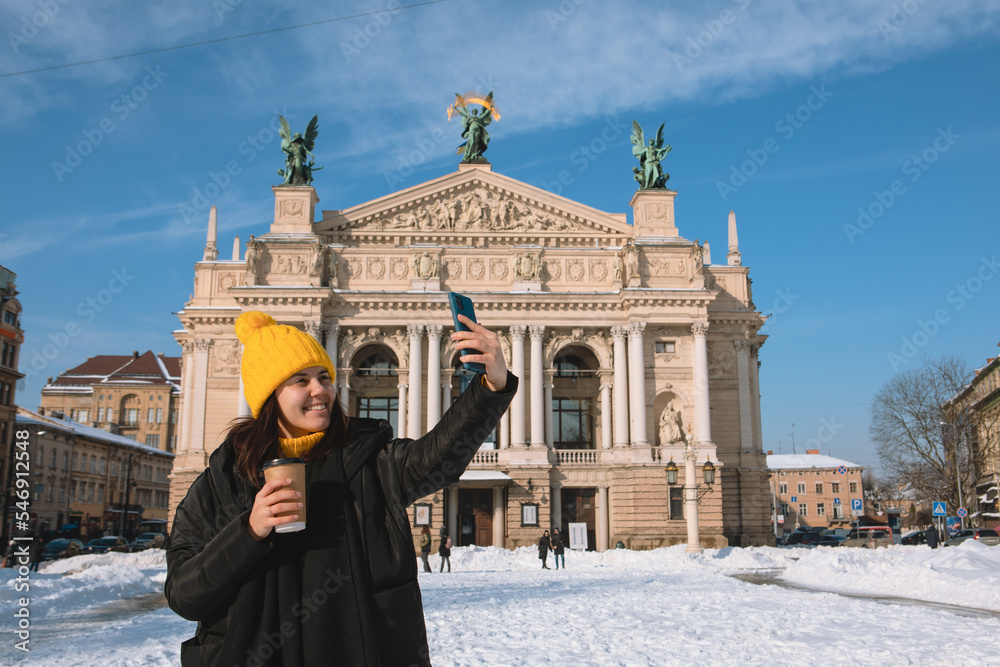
[631,121,671,189]
[277,115,321,186]
[448,91,501,163]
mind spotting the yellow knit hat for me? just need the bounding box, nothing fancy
[235,311,336,418]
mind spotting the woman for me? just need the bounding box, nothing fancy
[438,533,451,573]
[551,527,565,570]
[419,526,432,573]
[165,311,515,666]
[538,530,551,570]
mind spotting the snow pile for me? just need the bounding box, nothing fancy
[779,541,1000,611]
[1,550,166,618]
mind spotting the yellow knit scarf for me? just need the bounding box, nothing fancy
[278,431,325,458]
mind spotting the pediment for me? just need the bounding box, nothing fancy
[314,165,632,240]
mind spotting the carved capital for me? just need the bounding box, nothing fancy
[193,338,212,352]
[528,325,545,341]
[691,322,709,337]
[627,322,646,338]
[733,339,751,355]
[510,325,527,339]
[407,324,425,337]
[303,321,322,339]
[426,324,443,339]
[610,324,629,341]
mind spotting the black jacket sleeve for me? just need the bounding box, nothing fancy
[390,371,517,505]
[164,470,272,622]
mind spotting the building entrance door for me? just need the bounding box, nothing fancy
[458,489,493,547]
[561,487,596,551]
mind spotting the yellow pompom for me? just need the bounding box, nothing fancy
[235,311,277,344]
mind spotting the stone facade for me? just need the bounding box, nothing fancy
[169,162,773,549]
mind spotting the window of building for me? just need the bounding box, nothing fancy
[97,407,105,422]
[146,434,160,448]
[833,506,843,519]
[357,352,397,378]
[72,453,78,471]
[90,456,96,473]
[356,397,398,433]
[816,503,825,516]
[553,398,594,449]
[831,482,840,494]
[4,310,16,325]
[59,484,66,502]
[100,458,105,473]
[168,435,176,452]
[111,460,117,477]
[98,485,104,504]
[46,485,54,502]
[849,482,858,494]
[779,483,787,495]
[797,483,806,494]
[125,409,139,425]
[1,382,9,406]
[147,408,155,423]
[798,503,808,517]
[156,408,162,423]
[655,341,676,354]
[669,487,684,519]
[124,434,138,441]
[38,446,44,468]
[56,450,62,469]
[87,485,94,503]
[78,410,89,424]
[780,504,789,516]
[171,410,178,424]
[815,483,823,494]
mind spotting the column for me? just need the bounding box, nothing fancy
[493,487,505,548]
[751,345,764,455]
[734,338,754,455]
[189,339,211,464]
[426,325,443,427]
[304,320,322,342]
[544,369,555,448]
[397,382,408,438]
[529,325,545,448]
[597,486,609,552]
[510,326,527,447]
[599,372,613,450]
[611,326,629,448]
[500,409,510,449]
[339,368,351,412]
[324,322,340,374]
[684,443,702,554]
[691,323,712,445]
[447,487,459,545]
[237,361,251,418]
[626,322,648,447]
[178,342,194,455]
[441,368,454,415]
[407,324,424,439]
[552,485,562,531]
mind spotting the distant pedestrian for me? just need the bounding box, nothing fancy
[552,527,565,569]
[420,526,432,573]
[925,525,939,549]
[28,540,40,572]
[538,530,551,569]
[439,534,452,572]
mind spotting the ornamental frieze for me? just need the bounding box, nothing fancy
[707,341,735,379]
[467,258,486,281]
[391,257,410,280]
[216,273,239,293]
[647,258,686,277]
[367,257,386,280]
[491,258,509,281]
[566,259,585,282]
[542,259,561,281]
[346,258,362,279]
[268,254,309,275]
[211,339,241,376]
[444,258,462,280]
[358,188,585,233]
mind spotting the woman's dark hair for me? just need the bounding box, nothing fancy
[224,391,350,483]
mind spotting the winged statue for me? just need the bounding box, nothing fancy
[277,115,321,186]
[448,91,500,163]
[631,121,671,189]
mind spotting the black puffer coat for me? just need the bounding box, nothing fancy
[165,372,516,666]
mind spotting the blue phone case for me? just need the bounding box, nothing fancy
[448,292,486,373]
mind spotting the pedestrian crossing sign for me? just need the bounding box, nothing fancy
[932,501,947,517]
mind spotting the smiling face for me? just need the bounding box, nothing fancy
[274,366,336,439]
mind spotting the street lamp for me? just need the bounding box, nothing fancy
[940,420,965,530]
[664,430,716,554]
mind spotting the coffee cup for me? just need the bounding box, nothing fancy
[261,457,307,533]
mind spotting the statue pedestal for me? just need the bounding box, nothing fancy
[630,189,679,238]
[272,186,319,235]
[410,278,440,291]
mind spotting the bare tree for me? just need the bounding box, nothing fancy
[862,470,893,513]
[870,354,973,510]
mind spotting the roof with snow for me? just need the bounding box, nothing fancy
[766,453,861,470]
[43,350,181,392]
[16,409,174,459]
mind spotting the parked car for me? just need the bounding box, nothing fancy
[944,529,1000,547]
[84,536,131,555]
[815,535,845,547]
[901,530,931,546]
[42,538,85,561]
[130,532,166,552]
[840,526,893,548]
[779,531,822,548]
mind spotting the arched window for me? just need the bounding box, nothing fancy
[352,347,399,432]
[552,348,599,450]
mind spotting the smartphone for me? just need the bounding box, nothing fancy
[448,292,486,374]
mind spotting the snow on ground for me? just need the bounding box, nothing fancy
[2,544,999,666]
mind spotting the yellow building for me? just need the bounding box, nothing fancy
[0,265,25,546]
[39,350,181,453]
[169,160,774,549]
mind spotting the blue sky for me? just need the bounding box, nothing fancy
[2,0,999,473]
